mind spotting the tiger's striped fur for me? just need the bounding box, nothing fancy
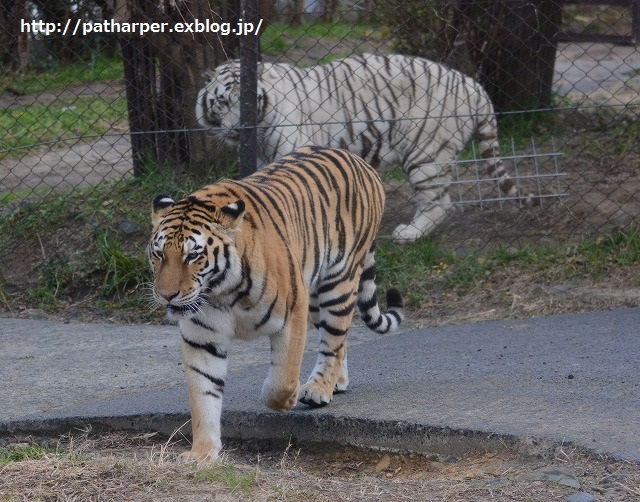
[149,146,404,462]
[196,53,532,243]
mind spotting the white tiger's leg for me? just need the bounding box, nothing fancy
[393,161,452,244]
[178,307,234,463]
[300,280,357,406]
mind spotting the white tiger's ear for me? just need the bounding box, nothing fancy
[203,69,214,84]
[220,199,245,230]
[152,194,175,228]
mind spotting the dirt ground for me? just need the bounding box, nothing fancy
[1,432,639,501]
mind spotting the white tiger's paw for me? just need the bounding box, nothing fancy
[392,223,425,244]
[299,382,333,407]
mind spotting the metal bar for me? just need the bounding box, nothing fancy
[633,0,640,43]
[448,193,568,205]
[238,0,259,177]
[443,172,568,186]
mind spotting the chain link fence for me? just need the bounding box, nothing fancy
[0,0,639,311]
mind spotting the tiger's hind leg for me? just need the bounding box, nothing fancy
[393,160,452,244]
[308,291,349,395]
[309,293,349,393]
[299,281,356,407]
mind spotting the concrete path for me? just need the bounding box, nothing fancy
[1,308,638,461]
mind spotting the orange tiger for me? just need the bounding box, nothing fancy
[149,146,404,462]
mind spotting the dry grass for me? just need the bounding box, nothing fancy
[1,431,639,501]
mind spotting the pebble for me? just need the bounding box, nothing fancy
[565,492,596,502]
[519,467,581,489]
[118,219,142,235]
[374,455,391,473]
[23,308,48,320]
[548,283,573,294]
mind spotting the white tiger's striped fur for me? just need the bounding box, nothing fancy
[196,53,528,243]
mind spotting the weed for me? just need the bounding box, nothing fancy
[193,464,257,492]
[498,109,557,149]
[0,96,128,157]
[261,21,383,56]
[21,251,85,310]
[94,229,150,296]
[375,228,640,312]
[0,443,53,463]
[0,55,123,96]
[0,276,9,310]
[571,226,640,275]
[375,238,450,307]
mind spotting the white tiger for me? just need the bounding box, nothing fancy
[196,53,530,243]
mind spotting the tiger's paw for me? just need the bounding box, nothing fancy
[262,379,300,412]
[299,382,334,407]
[334,358,349,393]
[392,223,425,244]
[177,443,220,464]
[334,379,349,394]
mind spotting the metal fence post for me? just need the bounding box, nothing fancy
[239,0,259,177]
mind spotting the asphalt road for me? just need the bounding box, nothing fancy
[1,308,638,461]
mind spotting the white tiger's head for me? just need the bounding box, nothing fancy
[196,60,267,146]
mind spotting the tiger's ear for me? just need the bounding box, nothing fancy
[203,69,214,84]
[152,194,175,228]
[219,200,245,230]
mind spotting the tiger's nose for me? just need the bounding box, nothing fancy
[158,291,179,302]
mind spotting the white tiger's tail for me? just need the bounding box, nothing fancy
[357,246,404,334]
[476,100,538,206]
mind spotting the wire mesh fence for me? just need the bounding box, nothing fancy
[0,0,639,311]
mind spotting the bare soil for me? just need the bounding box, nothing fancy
[1,432,639,501]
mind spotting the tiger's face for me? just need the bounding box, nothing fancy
[149,194,245,319]
[195,61,266,146]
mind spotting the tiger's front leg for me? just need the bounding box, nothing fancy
[261,298,308,412]
[178,308,234,463]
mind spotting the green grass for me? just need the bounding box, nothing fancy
[0,173,159,310]
[261,21,383,56]
[95,229,150,296]
[0,55,123,96]
[0,443,54,463]
[374,228,640,310]
[573,227,640,270]
[193,464,256,492]
[0,96,128,155]
[0,164,230,314]
[1,151,640,317]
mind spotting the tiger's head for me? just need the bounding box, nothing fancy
[149,194,244,319]
[195,60,267,146]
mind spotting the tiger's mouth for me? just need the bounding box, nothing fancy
[167,301,202,317]
[224,129,240,144]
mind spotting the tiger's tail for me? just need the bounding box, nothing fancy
[357,245,404,334]
[476,94,538,206]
